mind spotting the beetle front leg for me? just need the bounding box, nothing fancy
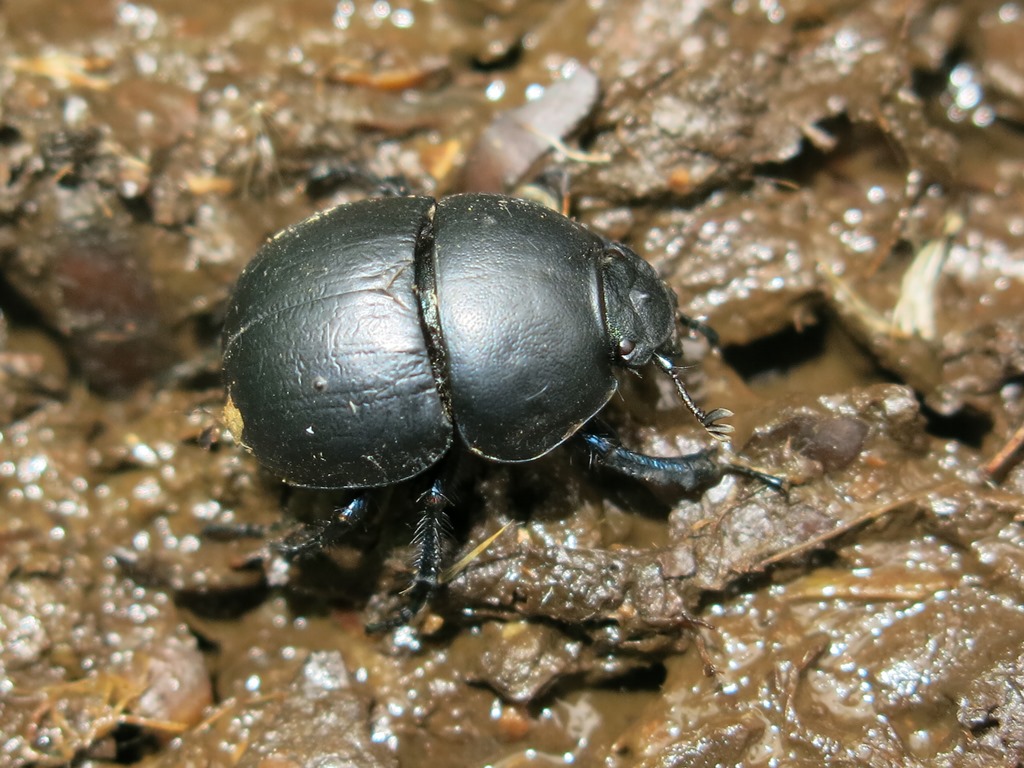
[578,422,787,492]
[366,470,455,633]
[577,424,723,491]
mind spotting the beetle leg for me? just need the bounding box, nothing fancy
[202,483,296,542]
[273,495,371,558]
[203,487,368,558]
[366,470,455,633]
[512,168,572,215]
[577,426,723,491]
[305,159,411,200]
[202,520,275,541]
[579,422,787,492]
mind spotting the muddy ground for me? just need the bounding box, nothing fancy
[2,0,1024,765]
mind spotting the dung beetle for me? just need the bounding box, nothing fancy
[221,192,766,630]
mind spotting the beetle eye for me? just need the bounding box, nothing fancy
[617,338,637,359]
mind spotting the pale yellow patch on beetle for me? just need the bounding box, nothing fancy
[222,393,247,447]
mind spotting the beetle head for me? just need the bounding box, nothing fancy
[600,242,678,369]
[601,242,734,440]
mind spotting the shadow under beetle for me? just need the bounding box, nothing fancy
[221,192,772,630]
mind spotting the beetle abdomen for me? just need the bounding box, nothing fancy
[432,195,616,461]
[222,196,452,488]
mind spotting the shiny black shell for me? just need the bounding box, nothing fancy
[222,193,617,489]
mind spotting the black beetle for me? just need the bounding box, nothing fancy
[221,192,755,629]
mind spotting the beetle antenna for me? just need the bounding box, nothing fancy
[678,312,720,349]
[652,352,734,441]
